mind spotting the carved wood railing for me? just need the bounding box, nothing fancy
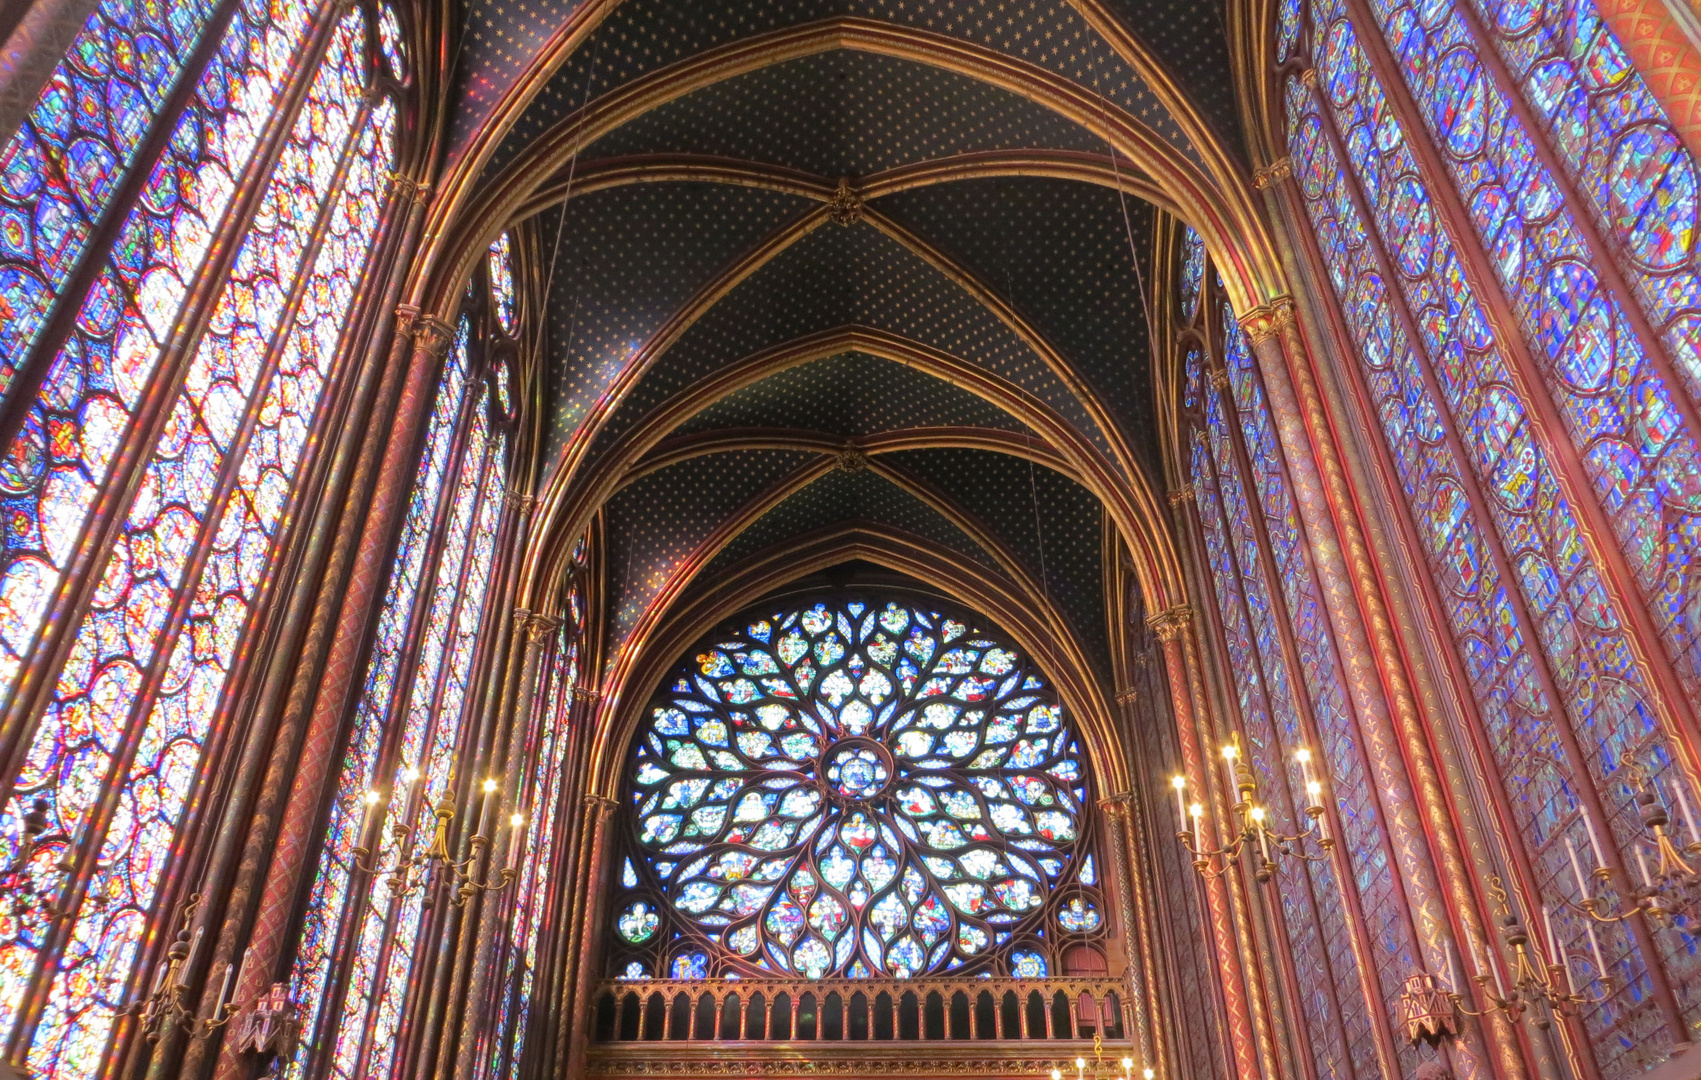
[590,977,1130,1044]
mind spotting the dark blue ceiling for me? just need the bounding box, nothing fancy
[473,0,1220,177]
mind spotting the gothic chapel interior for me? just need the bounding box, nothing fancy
[14,0,1701,1078]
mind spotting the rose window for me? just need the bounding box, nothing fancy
[615,597,1098,979]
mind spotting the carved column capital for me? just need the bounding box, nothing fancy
[503,487,537,511]
[1146,605,1193,641]
[512,608,563,641]
[1167,483,1195,506]
[1238,298,1295,346]
[571,684,603,704]
[1252,157,1293,189]
[412,315,456,358]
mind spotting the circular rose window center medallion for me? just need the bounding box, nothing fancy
[821,738,893,802]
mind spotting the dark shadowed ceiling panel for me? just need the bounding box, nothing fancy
[582,221,1116,470]
[671,351,1031,438]
[538,182,813,461]
[485,0,1201,177]
[581,52,1109,174]
[882,447,1108,673]
[873,177,1160,471]
[702,466,1004,578]
[604,448,818,643]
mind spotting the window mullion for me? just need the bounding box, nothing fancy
[357,428,504,1080]
[1187,418,1356,1080]
[1205,351,1402,1080]
[299,363,482,1080]
[322,399,489,1080]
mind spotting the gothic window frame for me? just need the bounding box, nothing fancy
[607,593,1110,984]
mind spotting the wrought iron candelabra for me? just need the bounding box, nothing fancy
[1400,879,1613,1052]
[353,771,525,908]
[1169,736,1332,883]
[1,798,73,926]
[1563,767,1701,927]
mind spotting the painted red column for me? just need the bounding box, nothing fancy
[212,312,456,1080]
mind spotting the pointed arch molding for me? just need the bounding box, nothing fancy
[584,526,1131,804]
[424,18,1286,316]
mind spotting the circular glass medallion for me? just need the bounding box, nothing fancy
[822,738,892,802]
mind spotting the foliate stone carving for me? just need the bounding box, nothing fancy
[1252,157,1292,189]
[412,315,456,358]
[1146,605,1193,641]
[833,446,868,473]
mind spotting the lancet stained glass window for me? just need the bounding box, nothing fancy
[310,340,511,1080]
[1281,0,1701,1065]
[0,3,401,1077]
[0,0,322,758]
[615,597,1099,980]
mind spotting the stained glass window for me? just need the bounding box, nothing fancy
[0,0,318,755]
[0,0,237,395]
[0,5,401,1077]
[1179,227,1206,320]
[490,232,517,335]
[1283,0,1701,1063]
[296,321,512,1080]
[614,597,1099,980]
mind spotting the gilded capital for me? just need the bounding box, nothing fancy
[1167,484,1195,506]
[1252,157,1292,190]
[412,315,456,359]
[1146,605,1193,641]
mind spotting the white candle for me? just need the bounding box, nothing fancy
[1586,923,1607,980]
[1566,836,1591,896]
[1542,905,1561,967]
[1447,945,1461,993]
[1636,844,1654,888]
[1221,744,1240,795]
[1173,776,1188,832]
[1676,779,1701,845]
[1584,812,1608,870]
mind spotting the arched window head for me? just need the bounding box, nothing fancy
[615,596,1101,981]
[1179,226,1206,320]
[489,232,517,335]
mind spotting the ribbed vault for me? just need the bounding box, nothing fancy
[420,0,1277,729]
